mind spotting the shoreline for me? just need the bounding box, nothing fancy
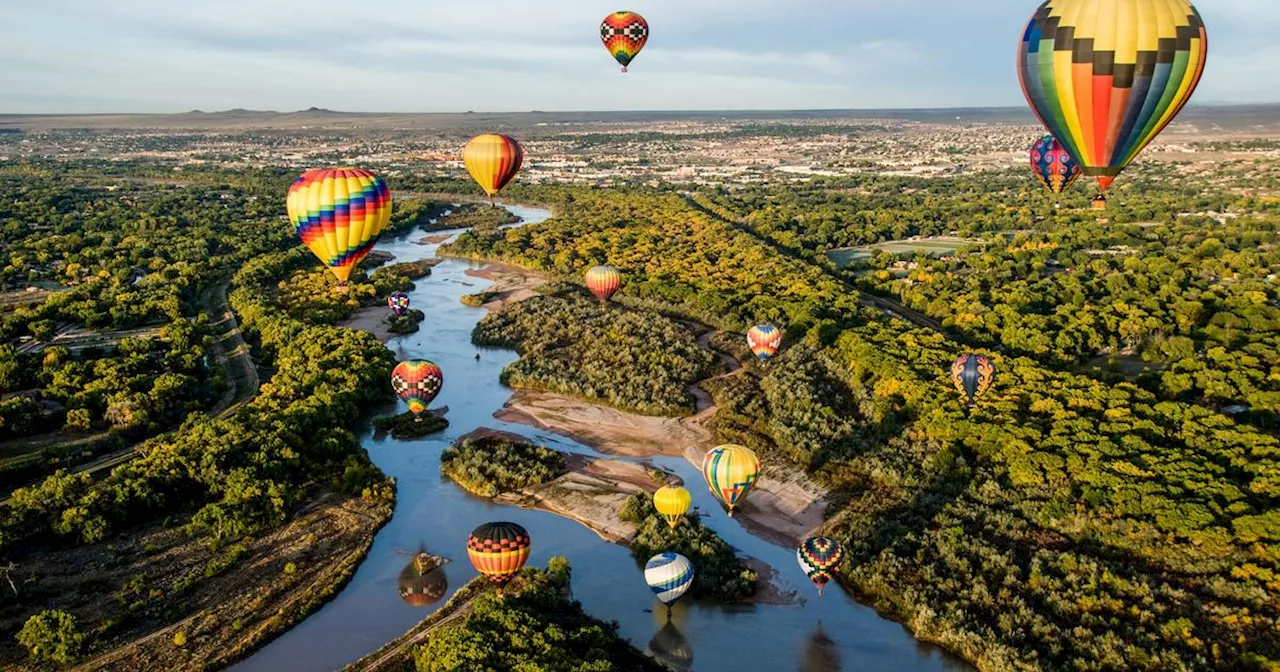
[495,389,828,548]
[462,263,547,311]
[453,429,799,606]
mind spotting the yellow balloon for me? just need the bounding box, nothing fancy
[653,486,691,529]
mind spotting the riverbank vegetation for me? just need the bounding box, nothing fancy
[439,436,566,498]
[460,291,497,307]
[446,181,1280,670]
[372,411,448,440]
[432,202,520,231]
[0,165,399,667]
[412,557,663,672]
[472,290,714,416]
[619,494,758,603]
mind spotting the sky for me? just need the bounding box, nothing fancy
[3,0,1278,114]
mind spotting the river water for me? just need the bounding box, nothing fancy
[233,205,970,672]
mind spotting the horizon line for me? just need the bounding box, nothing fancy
[3,101,1279,118]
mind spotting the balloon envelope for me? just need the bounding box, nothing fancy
[1030,135,1082,194]
[644,552,694,605]
[1017,0,1207,193]
[585,265,622,303]
[796,536,844,595]
[388,291,410,317]
[653,486,691,529]
[702,444,760,515]
[747,324,782,361]
[392,360,443,417]
[463,134,523,198]
[601,11,649,71]
[951,354,995,406]
[467,521,531,588]
[286,168,391,283]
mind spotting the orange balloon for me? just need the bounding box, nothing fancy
[463,134,523,198]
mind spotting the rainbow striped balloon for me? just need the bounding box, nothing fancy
[644,552,694,606]
[747,324,782,361]
[702,444,760,516]
[1017,0,1207,195]
[585,265,622,304]
[600,11,649,73]
[463,134,523,199]
[286,168,391,283]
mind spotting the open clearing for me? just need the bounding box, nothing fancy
[826,236,975,267]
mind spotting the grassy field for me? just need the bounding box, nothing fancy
[826,236,974,267]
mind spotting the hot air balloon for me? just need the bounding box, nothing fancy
[397,551,449,607]
[601,11,649,73]
[1030,135,1082,194]
[644,552,694,615]
[463,134,523,204]
[796,536,844,596]
[391,360,443,421]
[286,168,392,285]
[387,291,410,317]
[747,324,782,361]
[1017,0,1207,207]
[585,265,622,306]
[702,444,760,517]
[653,486,691,529]
[951,354,995,407]
[467,521,530,597]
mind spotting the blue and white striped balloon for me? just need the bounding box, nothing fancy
[644,552,694,605]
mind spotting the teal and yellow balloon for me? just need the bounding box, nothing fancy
[1018,0,1207,201]
[286,168,391,283]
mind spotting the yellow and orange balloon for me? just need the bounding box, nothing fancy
[286,168,391,284]
[463,134,523,202]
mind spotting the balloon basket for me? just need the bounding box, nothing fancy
[621,66,628,73]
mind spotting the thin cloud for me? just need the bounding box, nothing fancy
[1,0,1275,113]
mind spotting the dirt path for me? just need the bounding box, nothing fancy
[1,278,262,503]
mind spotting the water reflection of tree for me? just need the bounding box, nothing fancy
[798,623,842,672]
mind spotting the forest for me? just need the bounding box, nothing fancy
[0,164,403,664]
[412,557,662,672]
[441,176,1280,670]
[439,435,566,498]
[3,152,1280,669]
[619,493,758,604]
[471,290,715,416]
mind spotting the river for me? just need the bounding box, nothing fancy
[233,204,971,672]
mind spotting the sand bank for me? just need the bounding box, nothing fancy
[463,263,547,311]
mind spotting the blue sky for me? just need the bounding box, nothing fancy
[2,0,1276,113]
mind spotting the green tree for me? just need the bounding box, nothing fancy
[18,609,85,666]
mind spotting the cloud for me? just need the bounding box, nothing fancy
[1,0,1276,113]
